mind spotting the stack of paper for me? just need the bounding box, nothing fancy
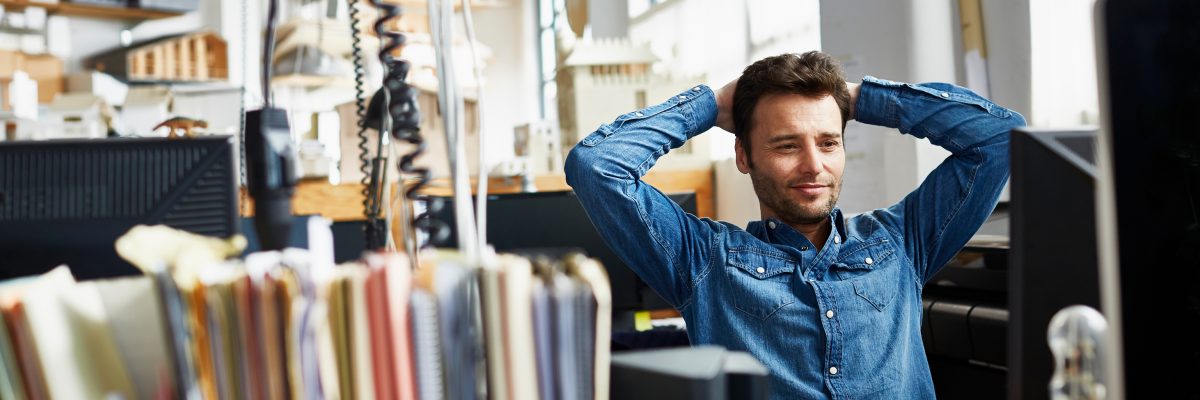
[0,223,614,400]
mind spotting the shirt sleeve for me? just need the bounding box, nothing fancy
[564,85,723,309]
[856,76,1026,282]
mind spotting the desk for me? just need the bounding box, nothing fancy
[240,168,716,221]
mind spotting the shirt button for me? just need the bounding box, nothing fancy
[865,257,874,265]
[756,267,766,274]
[834,236,842,244]
[678,95,687,100]
[826,310,834,318]
[940,92,949,98]
[800,246,809,251]
[692,86,701,92]
[829,367,839,375]
[768,221,777,229]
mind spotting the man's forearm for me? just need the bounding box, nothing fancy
[858,75,1025,280]
[854,76,1025,154]
[563,85,722,307]
[565,85,718,184]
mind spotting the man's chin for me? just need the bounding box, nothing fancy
[780,202,835,225]
[779,208,830,225]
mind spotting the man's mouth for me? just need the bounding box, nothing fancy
[790,183,828,197]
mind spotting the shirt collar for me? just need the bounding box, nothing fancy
[747,208,848,249]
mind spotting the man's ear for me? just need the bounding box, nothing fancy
[735,137,750,174]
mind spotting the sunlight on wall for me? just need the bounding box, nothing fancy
[1030,0,1100,127]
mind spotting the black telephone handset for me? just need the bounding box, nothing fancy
[350,0,446,250]
[245,0,295,251]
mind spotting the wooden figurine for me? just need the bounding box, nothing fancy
[154,117,208,139]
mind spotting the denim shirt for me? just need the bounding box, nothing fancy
[565,76,1025,399]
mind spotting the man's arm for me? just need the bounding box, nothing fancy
[854,76,1025,282]
[565,85,722,309]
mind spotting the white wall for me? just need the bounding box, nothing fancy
[629,0,750,224]
[66,19,124,75]
[1029,0,1099,127]
[820,0,958,215]
[627,0,821,225]
[628,0,749,170]
[471,0,542,171]
[588,0,629,39]
[980,0,1032,121]
[823,0,1098,213]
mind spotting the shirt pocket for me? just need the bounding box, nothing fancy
[579,101,676,147]
[724,248,799,321]
[832,239,900,312]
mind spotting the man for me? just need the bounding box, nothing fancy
[565,51,1024,398]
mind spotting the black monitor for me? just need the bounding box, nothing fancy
[1008,128,1100,400]
[428,190,697,312]
[0,137,239,280]
[1098,0,1200,395]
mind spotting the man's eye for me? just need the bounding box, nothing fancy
[823,141,840,148]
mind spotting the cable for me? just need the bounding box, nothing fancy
[262,0,279,109]
[430,0,479,261]
[461,0,489,256]
[237,0,249,215]
[369,0,446,261]
[347,0,378,247]
[348,0,369,221]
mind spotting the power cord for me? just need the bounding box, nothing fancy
[347,0,385,249]
[366,0,446,260]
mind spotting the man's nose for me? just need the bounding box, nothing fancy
[796,145,823,175]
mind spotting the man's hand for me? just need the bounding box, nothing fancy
[715,79,737,133]
[846,81,861,121]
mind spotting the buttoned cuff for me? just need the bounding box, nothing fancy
[683,84,719,137]
[855,75,902,129]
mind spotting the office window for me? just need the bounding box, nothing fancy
[536,0,565,120]
[628,0,668,18]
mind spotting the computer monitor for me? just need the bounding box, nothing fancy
[427,190,698,312]
[1097,0,1200,395]
[0,136,239,280]
[1008,128,1101,400]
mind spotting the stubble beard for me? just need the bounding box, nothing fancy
[749,169,841,226]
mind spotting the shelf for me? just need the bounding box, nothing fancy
[239,168,715,222]
[0,0,184,22]
[396,0,505,12]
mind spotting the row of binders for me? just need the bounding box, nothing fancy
[0,224,611,400]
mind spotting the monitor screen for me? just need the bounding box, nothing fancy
[1008,128,1100,399]
[427,190,697,311]
[1099,0,1200,394]
[0,137,239,280]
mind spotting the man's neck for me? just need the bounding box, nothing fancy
[791,219,832,252]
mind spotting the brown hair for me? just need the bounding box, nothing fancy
[733,51,851,162]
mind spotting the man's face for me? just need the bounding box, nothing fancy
[735,93,845,225]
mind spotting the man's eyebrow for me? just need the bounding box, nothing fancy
[765,132,841,143]
[766,134,801,143]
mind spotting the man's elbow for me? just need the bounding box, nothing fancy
[1005,111,1028,137]
[564,143,596,189]
[985,110,1024,151]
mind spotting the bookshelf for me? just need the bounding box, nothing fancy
[0,0,184,22]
